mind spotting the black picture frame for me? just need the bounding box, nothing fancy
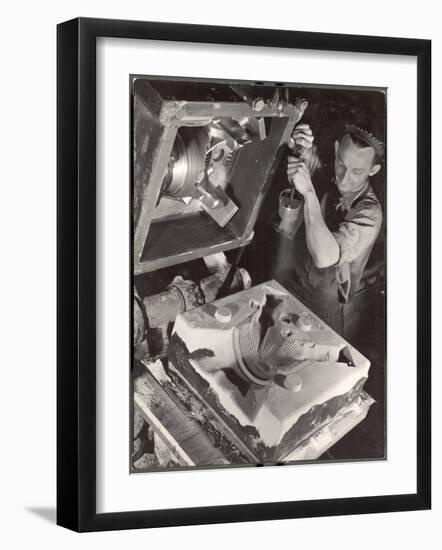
[57,17,431,532]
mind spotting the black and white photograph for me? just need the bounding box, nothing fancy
[131,77,386,471]
[0,0,435,542]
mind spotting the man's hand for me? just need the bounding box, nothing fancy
[288,123,314,151]
[287,157,314,196]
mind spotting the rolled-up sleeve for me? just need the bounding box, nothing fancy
[333,199,382,266]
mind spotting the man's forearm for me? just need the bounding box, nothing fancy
[303,189,339,268]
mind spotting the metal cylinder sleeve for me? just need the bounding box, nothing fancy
[161,128,208,198]
[233,322,274,386]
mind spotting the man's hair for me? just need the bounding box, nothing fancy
[343,124,385,165]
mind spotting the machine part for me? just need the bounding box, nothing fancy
[160,124,239,227]
[230,84,265,112]
[257,117,267,140]
[133,266,252,360]
[145,278,204,327]
[203,252,230,274]
[168,280,372,457]
[253,98,265,112]
[274,372,303,392]
[231,299,324,386]
[161,122,240,198]
[231,296,301,385]
[229,297,262,325]
[168,276,206,312]
[198,177,239,227]
[133,79,305,274]
[233,320,267,386]
[161,128,208,198]
[237,268,252,291]
[296,312,312,331]
[171,286,345,388]
[269,87,293,112]
[133,279,203,362]
[210,117,254,146]
[284,373,303,392]
[200,265,251,303]
[215,307,233,324]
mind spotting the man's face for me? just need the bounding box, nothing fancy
[334,134,380,195]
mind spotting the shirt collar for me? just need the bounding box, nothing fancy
[336,181,370,213]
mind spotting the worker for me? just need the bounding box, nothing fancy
[279,123,384,335]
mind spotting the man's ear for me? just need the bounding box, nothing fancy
[369,164,381,177]
[334,140,339,155]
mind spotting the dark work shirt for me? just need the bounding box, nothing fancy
[276,181,382,331]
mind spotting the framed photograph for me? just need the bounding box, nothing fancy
[57,17,431,532]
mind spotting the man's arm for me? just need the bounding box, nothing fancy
[287,157,339,268]
[303,186,340,268]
